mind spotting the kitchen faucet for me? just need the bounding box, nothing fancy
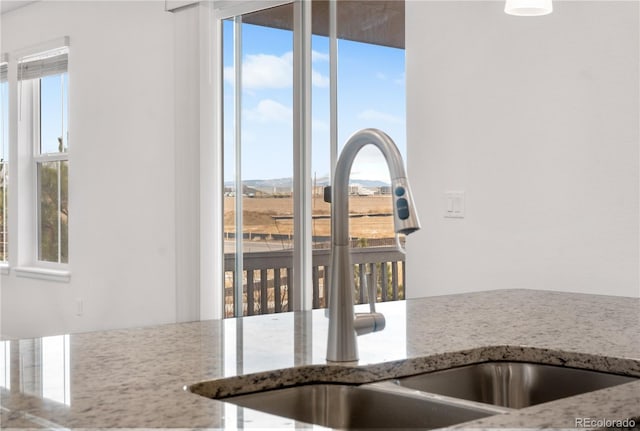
[327,128,421,362]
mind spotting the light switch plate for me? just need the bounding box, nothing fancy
[444,191,465,218]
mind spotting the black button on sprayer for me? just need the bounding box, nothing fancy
[397,198,410,220]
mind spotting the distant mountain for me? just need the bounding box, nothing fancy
[346,179,391,188]
[232,177,294,188]
[224,177,390,189]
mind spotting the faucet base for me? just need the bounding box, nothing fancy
[326,245,387,362]
[326,244,359,362]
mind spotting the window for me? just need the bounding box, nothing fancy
[1,59,8,263]
[35,73,69,264]
[217,1,406,316]
[18,45,69,266]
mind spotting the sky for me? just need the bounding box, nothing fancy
[39,73,68,154]
[0,63,66,160]
[223,19,406,184]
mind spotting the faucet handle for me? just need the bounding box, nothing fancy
[323,186,332,203]
[354,312,386,335]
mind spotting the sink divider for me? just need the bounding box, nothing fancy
[360,380,514,415]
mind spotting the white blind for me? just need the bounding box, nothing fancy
[18,48,68,81]
[0,63,7,82]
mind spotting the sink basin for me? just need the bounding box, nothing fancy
[220,383,497,429]
[190,360,637,428]
[394,361,638,409]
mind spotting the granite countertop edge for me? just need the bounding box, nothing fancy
[189,344,640,399]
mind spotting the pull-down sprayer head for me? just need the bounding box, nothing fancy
[390,176,420,236]
[331,128,421,247]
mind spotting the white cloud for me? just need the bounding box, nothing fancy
[312,50,329,63]
[312,70,329,88]
[224,51,329,89]
[312,51,329,87]
[244,99,292,124]
[223,53,292,89]
[312,118,329,132]
[243,53,292,89]
[357,109,404,125]
[376,72,387,80]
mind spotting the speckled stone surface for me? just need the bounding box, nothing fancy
[1,289,639,429]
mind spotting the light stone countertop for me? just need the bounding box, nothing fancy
[1,289,639,429]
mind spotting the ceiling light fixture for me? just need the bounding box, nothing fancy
[505,0,553,16]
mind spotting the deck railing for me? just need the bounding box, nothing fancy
[224,245,405,318]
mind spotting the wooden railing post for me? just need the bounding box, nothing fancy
[391,262,399,301]
[286,267,292,312]
[358,263,365,303]
[312,266,320,309]
[381,262,389,302]
[274,269,282,313]
[370,262,378,302]
[260,268,268,313]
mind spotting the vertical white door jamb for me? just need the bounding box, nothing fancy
[292,0,313,311]
[232,15,244,317]
[201,2,223,320]
[329,0,337,179]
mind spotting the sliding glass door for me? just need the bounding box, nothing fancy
[218,0,406,318]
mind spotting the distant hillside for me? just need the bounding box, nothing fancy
[345,179,391,188]
[224,177,390,189]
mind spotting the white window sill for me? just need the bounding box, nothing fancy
[0,263,8,276]
[15,266,71,283]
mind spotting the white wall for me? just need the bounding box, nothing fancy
[1,1,179,337]
[3,0,637,338]
[406,1,639,298]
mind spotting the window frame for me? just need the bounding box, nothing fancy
[12,38,71,281]
[32,73,69,267]
[0,59,9,270]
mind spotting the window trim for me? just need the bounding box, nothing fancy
[14,38,70,273]
[32,76,69,266]
[14,265,70,283]
[13,38,69,68]
[1,58,9,265]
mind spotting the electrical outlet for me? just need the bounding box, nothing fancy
[76,298,83,316]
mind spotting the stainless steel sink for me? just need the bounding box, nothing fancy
[394,361,638,409]
[190,361,637,428]
[220,383,499,429]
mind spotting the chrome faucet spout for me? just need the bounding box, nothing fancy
[326,128,421,363]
